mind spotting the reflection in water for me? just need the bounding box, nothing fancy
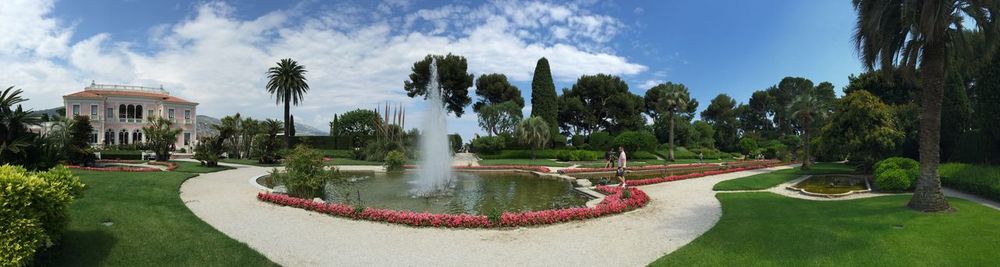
[322,171,588,215]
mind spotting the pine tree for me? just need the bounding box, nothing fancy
[530,57,559,144]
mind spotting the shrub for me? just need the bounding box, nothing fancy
[874,157,918,191]
[571,134,587,149]
[98,150,143,160]
[939,163,1000,202]
[471,136,506,154]
[875,169,912,192]
[273,145,333,198]
[555,150,600,161]
[589,131,613,151]
[0,165,84,266]
[384,150,407,172]
[613,131,657,154]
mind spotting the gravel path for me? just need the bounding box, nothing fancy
[179,163,795,266]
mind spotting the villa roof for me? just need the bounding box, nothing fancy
[64,90,197,104]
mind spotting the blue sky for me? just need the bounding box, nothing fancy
[5,0,862,139]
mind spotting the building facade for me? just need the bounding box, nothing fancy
[63,83,198,151]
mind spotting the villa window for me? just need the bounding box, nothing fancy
[106,107,114,119]
[119,105,126,120]
[72,105,80,116]
[104,129,114,145]
[90,104,98,119]
[119,130,128,145]
[135,105,143,120]
[90,131,98,144]
[127,105,135,119]
[168,109,175,121]
[184,110,191,123]
[147,110,154,120]
[184,132,191,146]
[132,130,141,143]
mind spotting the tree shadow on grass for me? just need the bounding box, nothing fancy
[35,229,116,266]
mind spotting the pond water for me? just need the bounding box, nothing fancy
[793,175,868,194]
[318,171,589,215]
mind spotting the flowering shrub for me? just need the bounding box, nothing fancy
[257,183,649,228]
[65,165,161,172]
[557,163,717,174]
[147,161,178,171]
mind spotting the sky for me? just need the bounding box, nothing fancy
[2,0,863,140]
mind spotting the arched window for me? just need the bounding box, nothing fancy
[135,105,143,120]
[136,130,143,143]
[104,129,113,145]
[119,129,129,145]
[127,105,135,119]
[119,105,126,119]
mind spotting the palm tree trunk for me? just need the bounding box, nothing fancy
[284,98,291,149]
[908,40,951,212]
[802,117,811,170]
[668,113,675,162]
[531,146,537,160]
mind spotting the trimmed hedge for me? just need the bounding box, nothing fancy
[662,147,737,160]
[939,163,1000,202]
[479,149,657,160]
[98,150,143,160]
[1,165,84,266]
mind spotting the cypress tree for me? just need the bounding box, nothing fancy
[530,57,560,143]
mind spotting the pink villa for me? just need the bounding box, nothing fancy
[63,82,198,150]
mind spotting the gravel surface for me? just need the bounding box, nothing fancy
[179,164,795,266]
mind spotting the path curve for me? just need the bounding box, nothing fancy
[180,163,795,266]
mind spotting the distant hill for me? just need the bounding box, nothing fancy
[197,115,328,137]
[30,107,64,119]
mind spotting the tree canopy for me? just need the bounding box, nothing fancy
[701,94,738,152]
[530,57,559,140]
[404,54,474,117]
[563,74,644,134]
[473,73,524,112]
[820,90,903,170]
[477,101,522,136]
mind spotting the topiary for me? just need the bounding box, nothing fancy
[471,136,506,154]
[875,168,912,192]
[589,131,613,151]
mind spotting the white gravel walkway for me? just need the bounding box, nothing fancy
[180,164,795,266]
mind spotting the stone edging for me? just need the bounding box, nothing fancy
[784,174,873,198]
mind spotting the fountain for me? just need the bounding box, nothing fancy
[413,59,454,195]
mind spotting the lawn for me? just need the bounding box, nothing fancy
[651,192,1000,266]
[478,159,572,167]
[713,163,856,191]
[37,169,275,266]
[575,158,730,168]
[170,160,234,173]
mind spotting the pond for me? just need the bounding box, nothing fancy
[264,171,590,215]
[792,175,869,195]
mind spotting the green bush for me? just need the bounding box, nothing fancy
[873,157,919,191]
[589,131,613,151]
[384,150,407,172]
[613,131,657,154]
[875,169,912,192]
[571,135,587,149]
[272,145,333,198]
[939,163,1000,202]
[0,165,84,266]
[99,150,143,160]
[472,136,507,154]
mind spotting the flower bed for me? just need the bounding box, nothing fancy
[256,185,648,228]
[95,159,144,164]
[147,161,179,171]
[403,164,552,173]
[65,165,161,172]
[625,161,788,186]
[557,163,717,174]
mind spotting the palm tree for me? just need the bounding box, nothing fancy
[788,90,829,170]
[142,117,183,161]
[655,84,693,162]
[266,58,309,149]
[0,86,36,164]
[852,0,1000,211]
[516,116,550,160]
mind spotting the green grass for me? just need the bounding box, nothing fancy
[575,158,731,168]
[37,170,275,266]
[219,158,282,167]
[169,160,234,173]
[316,149,353,158]
[651,192,1000,266]
[478,159,572,167]
[713,163,856,191]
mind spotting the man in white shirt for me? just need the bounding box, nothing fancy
[616,146,627,187]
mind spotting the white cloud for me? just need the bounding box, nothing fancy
[3,0,646,140]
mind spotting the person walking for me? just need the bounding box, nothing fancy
[616,146,627,187]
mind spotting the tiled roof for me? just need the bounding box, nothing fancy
[64,90,196,104]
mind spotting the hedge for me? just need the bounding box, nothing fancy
[0,165,84,266]
[98,150,143,160]
[479,149,657,160]
[939,163,1000,202]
